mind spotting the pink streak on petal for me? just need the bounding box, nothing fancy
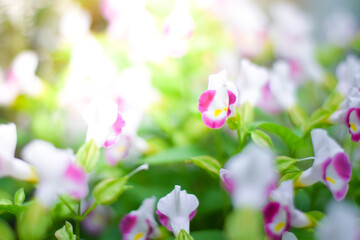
[113,113,126,135]
[120,214,137,236]
[333,152,351,181]
[262,202,280,225]
[220,172,234,194]
[262,202,290,240]
[145,219,153,238]
[202,113,226,129]
[227,90,237,105]
[198,90,216,113]
[345,108,360,142]
[189,210,197,221]
[156,210,172,231]
[64,162,86,184]
[334,184,348,201]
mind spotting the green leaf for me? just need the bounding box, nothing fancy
[241,102,254,125]
[0,219,15,240]
[288,106,308,128]
[93,176,132,205]
[190,156,221,178]
[275,156,298,173]
[226,116,239,130]
[279,172,302,183]
[258,123,311,155]
[140,146,207,165]
[226,208,264,240]
[290,228,315,240]
[250,130,273,148]
[18,201,50,240]
[0,199,27,215]
[175,229,194,240]
[191,230,225,240]
[55,222,76,240]
[14,188,25,205]
[76,139,100,173]
[305,211,325,226]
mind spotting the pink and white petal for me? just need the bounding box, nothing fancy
[345,108,360,142]
[282,232,298,240]
[219,168,234,194]
[104,136,131,166]
[63,162,88,199]
[103,113,126,148]
[291,209,312,228]
[120,214,138,240]
[9,158,38,182]
[156,210,172,231]
[201,110,227,129]
[198,90,216,113]
[263,202,290,239]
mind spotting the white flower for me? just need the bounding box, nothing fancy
[316,202,360,240]
[236,59,269,105]
[82,97,125,148]
[120,197,160,240]
[336,55,360,95]
[0,123,38,182]
[224,143,277,209]
[157,185,199,236]
[22,140,88,206]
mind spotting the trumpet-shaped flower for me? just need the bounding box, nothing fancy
[236,59,269,106]
[120,197,160,240]
[0,123,38,182]
[316,202,360,240]
[22,140,88,205]
[198,70,238,129]
[335,55,360,95]
[222,144,277,209]
[295,129,351,201]
[330,88,360,141]
[82,97,125,148]
[263,180,311,240]
[156,185,199,236]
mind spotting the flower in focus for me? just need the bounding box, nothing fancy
[316,202,360,240]
[22,140,88,206]
[295,129,351,201]
[0,123,38,182]
[82,97,125,148]
[120,196,160,240]
[198,70,238,129]
[156,185,199,236]
[163,0,195,58]
[221,143,277,209]
[335,55,360,95]
[330,88,360,141]
[263,180,311,240]
[236,59,268,106]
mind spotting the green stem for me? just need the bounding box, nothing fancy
[81,202,98,220]
[59,196,77,216]
[76,202,81,240]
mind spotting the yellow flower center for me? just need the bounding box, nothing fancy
[214,109,222,117]
[275,222,285,232]
[134,232,144,240]
[116,145,126,154]
[326,176,336,185]
[350,123,357,132]
[224,107,228,112]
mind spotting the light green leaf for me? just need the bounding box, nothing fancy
[175,229,194,240]
[76,139,100,173]
[55,222,76,240]
[0,199,26,215]
[305,211,325,226]
[226,116,239,130]
[279,172,302,184]
[18,201,50,240]
[0,219,15,240]
[258,123,311,155]
[140,146,206,165]
[190,156,221,178]
[226,208,264,240]
[275,156,298,173]
[288,106,308,128]
[93,177,132,205]
[250,130,273,148]
[14,188,25,205]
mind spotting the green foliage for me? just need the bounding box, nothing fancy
[190,156,221,178]
[14,188,25,205]
[175,230,195,240]
[55,222,76,240]
[275,156,298,174]
[250,129,273,149]
[0,199,27,215]
[225,208,264,240]
[76,139,100,173]
[93,176,132,205]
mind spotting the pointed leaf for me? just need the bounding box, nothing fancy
[175,229,195,240]
[14,188,25,205]
[93,177,132,205]
[76,139,100,173]
[190,156,221,178]
[250,130,273,148]
[55,222,76,240]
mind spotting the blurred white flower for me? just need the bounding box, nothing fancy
[223,143,277,209]
[157,185,199,236]
[336,55,360,95]
[0,123,38,182]
[316,202,360,240]
[22,140,88,206]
